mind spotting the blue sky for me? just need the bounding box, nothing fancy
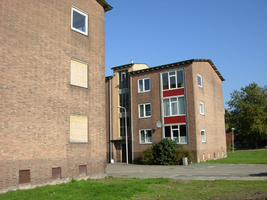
[105,0,267,108]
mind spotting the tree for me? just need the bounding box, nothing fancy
[227,83,267,148]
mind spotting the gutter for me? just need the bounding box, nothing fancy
[96,0,113,12]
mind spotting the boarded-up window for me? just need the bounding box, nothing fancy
[70,115,88,143]
[52,167,61,180]
[79,165,87,176]
[70,59,88,88]
[19,170,30,184]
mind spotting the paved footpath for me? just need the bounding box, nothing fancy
[107,163,267,181]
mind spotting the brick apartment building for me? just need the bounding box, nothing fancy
[0,0,112,193]
[106,59,227,163]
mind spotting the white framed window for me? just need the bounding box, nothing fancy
[201,129,206,143]
[198,75,202,87]
[139,103,151,118]
[163,96,185,117]
[162,70,184,90]
[199,102,205,115]
[71,7,88,35]
[140,129,152,144]
[164,124,187,144]
[138,78,151,93]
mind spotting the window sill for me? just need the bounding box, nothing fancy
[70,142,89,144]
[163,87,184,91]
[139,116,152,119]
[138,90,151,93]
[71,28,88,36]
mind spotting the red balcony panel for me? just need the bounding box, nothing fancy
[164,115,186,124]
[163,88,184,97]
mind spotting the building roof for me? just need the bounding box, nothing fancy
[111,63,135,70]
[96,0,113,12]
[129,59,225,81]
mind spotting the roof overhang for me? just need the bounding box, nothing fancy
[130,59,225,81]
[96,0,113,12]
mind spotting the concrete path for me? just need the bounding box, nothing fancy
[107,163,267,181]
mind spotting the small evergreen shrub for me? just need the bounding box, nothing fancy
[152,138,181,165]
[141,147,154,165]
[172,146,193,165]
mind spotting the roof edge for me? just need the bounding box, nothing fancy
[129,59,225,81]
[96,0,113,12]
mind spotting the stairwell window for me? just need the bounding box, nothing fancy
[71,7,88,35]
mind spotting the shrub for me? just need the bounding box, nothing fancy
[172,146,193,165]
[141,147,154,165]
[152,138,181,165]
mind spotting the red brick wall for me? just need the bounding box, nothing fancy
[188,62,227,162]
[0,0,107,193]
[130,61,226,163]
[131,71,162,162]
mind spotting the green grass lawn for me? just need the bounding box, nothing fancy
[0,178,267,200]
[202,149,267,164]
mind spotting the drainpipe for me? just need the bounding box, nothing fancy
[130,74,134,163]
[109,78,113,162]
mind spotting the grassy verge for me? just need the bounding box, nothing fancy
[201,149,267,164]
[0,177,266,200]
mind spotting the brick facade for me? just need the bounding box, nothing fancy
[106,60,227,163]
[0,0,111,193]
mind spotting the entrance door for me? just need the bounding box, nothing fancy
[121,143,132,163]
[122,143,126,162]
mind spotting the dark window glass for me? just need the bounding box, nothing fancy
[119,70,128,89]
[198,75,202,87]
[162,73,169,90]
[170,76,176,88]
[145,104,151,116]
[144,78,150,91]
[73,10,86,31]
[177,70,184,88]
[164,126,171,138]
[180,125,186,137]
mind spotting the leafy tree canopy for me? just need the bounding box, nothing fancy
[226,82,267,148]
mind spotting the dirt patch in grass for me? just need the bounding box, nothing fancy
[212,192,267,200]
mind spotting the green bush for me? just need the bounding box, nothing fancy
[152,138,181,165]
[172,146,193,165]
[141,147,154,165]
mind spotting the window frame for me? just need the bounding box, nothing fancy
[201,129,206,143]
[139,129,153,144]
[71,7,88,36]
[162,69,184,91]
[198,74,203,88]
[138,103,152,118]
[163,96,185,117]
[199,102,205,115]
[163,124,187,144]
[138,77,151,93]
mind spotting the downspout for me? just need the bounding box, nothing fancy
[130,74,134,163]
[109,78,113,162]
